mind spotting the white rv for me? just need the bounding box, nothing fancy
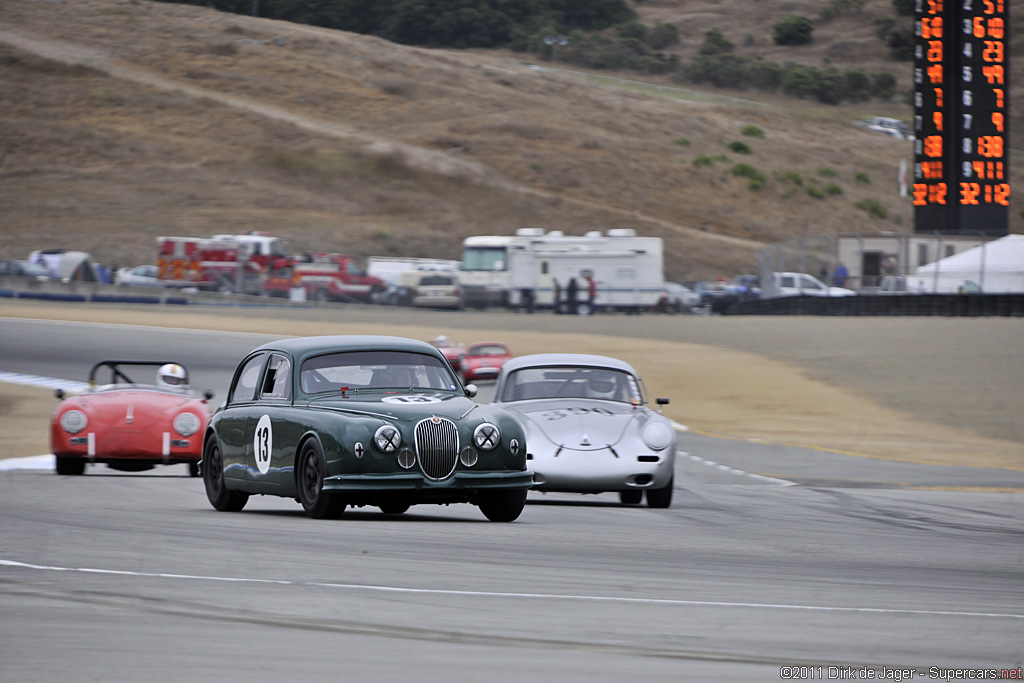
[459,228,664,312]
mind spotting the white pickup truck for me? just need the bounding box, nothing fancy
[765,272,857,298]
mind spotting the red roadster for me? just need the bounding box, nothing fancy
[51,361,213,476]
[461,341,512,383]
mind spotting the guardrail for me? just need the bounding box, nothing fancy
[0,277,318,308]
[725,294,1024,317]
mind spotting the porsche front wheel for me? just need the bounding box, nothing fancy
[645,475,674,509]
[297,440,345,519]
[55,456,85,476]
[203,436,248,512]
[619,490,643,505]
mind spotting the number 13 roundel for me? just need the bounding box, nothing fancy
[254,414,273,474]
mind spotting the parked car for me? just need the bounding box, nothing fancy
[652,282,701,313]
[0,259,54,280]
[116,264,164,287]
[400,270,462,309]
[51,361,214,476]
[491,353,676,508]
[201,335,533,521]
[461,341,512,383]
[768,272,856,298]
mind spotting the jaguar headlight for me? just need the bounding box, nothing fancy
[642,422,673,451]
[60,410,87,434]
[374,425,401,453]
[173,412,201,437]
[473,423,500,451]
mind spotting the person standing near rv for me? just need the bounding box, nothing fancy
[585,273,597,314]
[552,277,562,314]
[566,277,579,315]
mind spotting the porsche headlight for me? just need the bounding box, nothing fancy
[60,410,87,434]
[173,412,201,437]
[642,422,673,451]
[473,423,500,451]
[374,425,401,453]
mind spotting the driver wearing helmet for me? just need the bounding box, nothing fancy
[431,335,450,348]
[587,371,619,400]
[156,363,188,389]
[389,365,419,387]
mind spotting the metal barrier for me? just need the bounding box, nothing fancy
[725,294,1024,317]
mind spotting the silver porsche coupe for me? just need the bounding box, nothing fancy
[491,353,677,508]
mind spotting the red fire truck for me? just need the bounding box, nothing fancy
[156,232,290,294]
[283,252,387,303]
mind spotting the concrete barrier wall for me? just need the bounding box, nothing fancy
[725,294,1024,317]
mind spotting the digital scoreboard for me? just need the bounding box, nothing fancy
[913,0,1010,235]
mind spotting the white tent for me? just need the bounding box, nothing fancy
[913,234,1024,293]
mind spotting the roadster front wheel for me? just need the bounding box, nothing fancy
[645,475,674,509]
[297,440,345,519]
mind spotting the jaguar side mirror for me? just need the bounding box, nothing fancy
[464,383,478,398]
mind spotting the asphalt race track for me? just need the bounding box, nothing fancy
[1,319,1022,681]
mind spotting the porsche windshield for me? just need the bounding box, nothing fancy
[500,366,643,404]
[300,350,459,394]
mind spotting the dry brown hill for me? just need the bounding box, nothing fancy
[0,0,1020,282]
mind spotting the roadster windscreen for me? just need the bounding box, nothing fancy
[300,351,460,394]
[500,366,643,404]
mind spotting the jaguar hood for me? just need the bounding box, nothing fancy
[306,392,479,423]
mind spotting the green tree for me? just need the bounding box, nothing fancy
[700,28,734,56]
[773,15,814,46]
[647,21,679,50]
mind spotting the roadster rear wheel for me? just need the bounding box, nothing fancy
[478,488,527,522]
[645,475,674,509]
[203,437,248,512]
[297,440,345,519]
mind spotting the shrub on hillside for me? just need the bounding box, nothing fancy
[773,15,814,46]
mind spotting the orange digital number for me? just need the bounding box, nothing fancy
[982,40,1004,63]
[927,40,943,62]
[922,161,943,179]
[982,0,1004,14]
[978,136,1003,158]
[924,135,943,158]
[992,112,1003,133]
[931,183,947,205]
[933,87,943,106]
[921,17,943,39]
[927,0,943,14]
[983,65,1004,85]
[987,17,1004,39]
[927,63,943,84]
[994,89,1003,107]
[933,111,944,132]
[960,182,980,205]
[994,184,1010,206]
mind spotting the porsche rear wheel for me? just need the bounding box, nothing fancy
[55,456,85,476]
[478,488,527,522]
[297,440,345,519]
[203,436,248,512]
[618,490,643,505]
[646,475,674,509]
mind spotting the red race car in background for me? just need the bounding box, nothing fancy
[51,361,214,476]
[430,335,465,373]
[461,341,512,384]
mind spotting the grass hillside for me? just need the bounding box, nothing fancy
[0,0,1020,282]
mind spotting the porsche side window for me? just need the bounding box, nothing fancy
[231,354,265,403]
[260,354,291,400]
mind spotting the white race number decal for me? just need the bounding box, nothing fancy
[254,414,272,474]
[381,395,441,404]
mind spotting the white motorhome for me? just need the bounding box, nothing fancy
[459,228,663,312]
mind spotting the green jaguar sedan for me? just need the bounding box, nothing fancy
[202,335,533,521]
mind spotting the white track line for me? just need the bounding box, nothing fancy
[1,558,1020,620]
[682,452,795,486]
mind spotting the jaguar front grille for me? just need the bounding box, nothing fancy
[415,416,459,480]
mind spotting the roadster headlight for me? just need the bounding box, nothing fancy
[60,410,88,434]
[642,422,673,451]
[474,423,500,451]
[374,425,401,453]
[173,412,201,437]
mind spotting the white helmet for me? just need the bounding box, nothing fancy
[432,335,449,347]
[157,363,188,388]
